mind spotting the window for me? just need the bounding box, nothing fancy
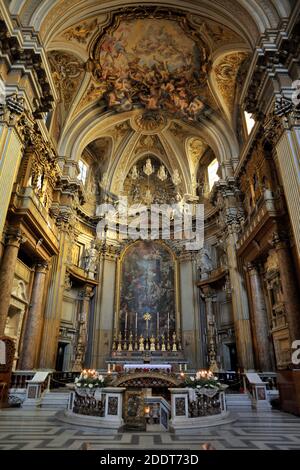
[77,160,88,185]
[207,158,219,191]
[244,111,255,135]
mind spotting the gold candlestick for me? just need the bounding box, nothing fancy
[139,334,144,352]
[128,332,133,351]
[117,332,122,351]
[172,332,177,351]
[150,335,156,351]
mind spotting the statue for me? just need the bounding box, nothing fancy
[197,247,213,279]
[84,241,98,279]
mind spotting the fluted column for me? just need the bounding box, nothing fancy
[213,180,255,370]
[0,228,24,335]
[247,263,273,371]
[20,262,48,369]
[0,95,24,240]
[272,232,300,343]
[275,122,300,262]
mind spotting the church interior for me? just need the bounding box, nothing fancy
[0,0,300,452]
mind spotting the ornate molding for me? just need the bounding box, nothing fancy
[0,21,54,116]
[0,94,25,127]
[131,111,167,133]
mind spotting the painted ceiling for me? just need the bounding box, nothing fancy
[88,16,209,121]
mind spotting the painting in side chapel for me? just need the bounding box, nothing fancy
[119,241,176,337]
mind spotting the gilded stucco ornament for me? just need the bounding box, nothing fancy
[214,52,248,113]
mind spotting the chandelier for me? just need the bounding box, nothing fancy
[129,158,182,205]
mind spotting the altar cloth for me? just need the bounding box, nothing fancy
[124,364,171,371]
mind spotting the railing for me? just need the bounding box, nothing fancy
[10,371,35,389]
[215,372,243,393]
[50,371,80,389]
[258,372,278,390]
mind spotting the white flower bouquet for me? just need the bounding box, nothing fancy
[75,369,106,389]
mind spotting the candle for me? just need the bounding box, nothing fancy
[125,311,128,331]
[135,312,138,332]
[167,313,170,333]
[157,312,159,332]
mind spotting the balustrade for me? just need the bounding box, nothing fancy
[10,371,35,389]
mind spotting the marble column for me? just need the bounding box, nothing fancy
[273,232,300,343]
[247,263,273,371]
[38,228,70,369]
[202,287,218,372]
[20,262,48,370]
[0,229,24,335]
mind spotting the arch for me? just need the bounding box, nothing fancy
[18,0,282,44]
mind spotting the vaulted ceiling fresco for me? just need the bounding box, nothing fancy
[45,6,250,136]
[87,11,210,121]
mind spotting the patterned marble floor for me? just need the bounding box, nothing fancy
[0,407,300,450]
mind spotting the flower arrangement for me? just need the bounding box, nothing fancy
[75,369,106,389]
[182,370,225,390]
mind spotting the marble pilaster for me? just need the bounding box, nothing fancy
[0,95,24,240]
[275,125,300,262]
[213,180,255,370]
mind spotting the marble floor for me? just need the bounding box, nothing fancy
[0,407,300,450]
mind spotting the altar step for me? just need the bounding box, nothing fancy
[225,393,252,410]
[39,391,70,410]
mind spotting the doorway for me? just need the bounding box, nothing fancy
[227,343,237,371]
[55,342,67,371]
